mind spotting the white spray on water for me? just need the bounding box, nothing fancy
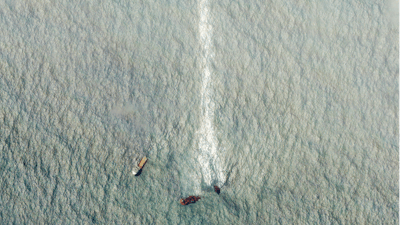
[197,0,226,187]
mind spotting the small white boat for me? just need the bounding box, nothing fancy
[132,156,147,175]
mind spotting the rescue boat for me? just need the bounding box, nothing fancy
[132,156,147,176]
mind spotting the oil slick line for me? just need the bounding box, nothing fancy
[198,0,226,188]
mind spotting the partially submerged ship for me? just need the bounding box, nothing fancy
[180,196,201,206]
[132,156,147,176]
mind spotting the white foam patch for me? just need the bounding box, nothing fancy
[387,0,399,27]
[197,0,226,187]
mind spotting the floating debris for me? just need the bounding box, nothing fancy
[180,196,201,205]
[214,185,220,194]
[132,156,147,176]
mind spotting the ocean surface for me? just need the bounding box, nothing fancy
[0,0,398,224]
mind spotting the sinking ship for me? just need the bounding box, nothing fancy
[180,196,201,205]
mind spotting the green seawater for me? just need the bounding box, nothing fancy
[0,0,398,224]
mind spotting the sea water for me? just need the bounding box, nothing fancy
[0,0,398,224]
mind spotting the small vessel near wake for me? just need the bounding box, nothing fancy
[214,186,220,194]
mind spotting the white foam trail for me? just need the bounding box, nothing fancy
[198,0,226,187]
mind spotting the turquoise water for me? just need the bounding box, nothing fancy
[0,0,398,224]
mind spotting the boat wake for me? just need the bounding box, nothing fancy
[197,0,226,188]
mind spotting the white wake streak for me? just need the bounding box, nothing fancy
[198,0,225,187]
